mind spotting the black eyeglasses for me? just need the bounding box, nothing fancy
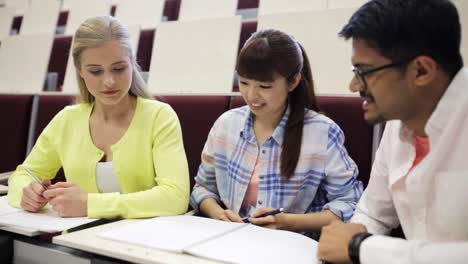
[352,61,409,90]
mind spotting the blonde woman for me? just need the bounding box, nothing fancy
[8,16,189,218]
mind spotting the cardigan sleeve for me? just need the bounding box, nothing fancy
[87,105,190,218]
[8,111,63,208]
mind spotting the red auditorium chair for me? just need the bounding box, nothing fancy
[0,94,33,172]
[238,0,259,9]
[239,21,257,52]
[157,96,230,188]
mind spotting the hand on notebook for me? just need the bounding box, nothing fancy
[216,209,243,222]
[199,198,243,222]
[20,179,51,212]
[43,182,88,217]
[247,207,287,230]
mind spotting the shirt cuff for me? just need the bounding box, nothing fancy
[88,192,120,218]
[322,201,355,221]
[189,191,221,210]
[360,235,408,264]
[351,214,392,235]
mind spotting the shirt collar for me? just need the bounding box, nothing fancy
[239,105,291,146]
[397,68,468,143]
[425,67,468,138]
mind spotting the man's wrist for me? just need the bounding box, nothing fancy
[348,232,372,264]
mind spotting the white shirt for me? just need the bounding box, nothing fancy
[351,68,468,264]
[96,161,121,193]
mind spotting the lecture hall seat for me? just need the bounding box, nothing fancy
[49,29,153,90]
[48,35,73,91]
[137,29,155,72]
[34,95,75,141]
[239,21,257,52]
[43,8,255,90]
[157,95,230,189]
[0,94,33,172]
[238,0,259,9]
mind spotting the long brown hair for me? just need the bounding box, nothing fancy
[236,29,319,179]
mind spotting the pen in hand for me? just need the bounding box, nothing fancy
[242,208,284,223]
[22,166,48,190]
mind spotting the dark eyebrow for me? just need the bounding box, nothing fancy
[353,63,374,70]
[111,61,127,65]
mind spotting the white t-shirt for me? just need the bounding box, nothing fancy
[96,161,121,193]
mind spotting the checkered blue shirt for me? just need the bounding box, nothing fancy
[190,106,363,222]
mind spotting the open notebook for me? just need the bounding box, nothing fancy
[0,196,97,234]
[99,215,319,264]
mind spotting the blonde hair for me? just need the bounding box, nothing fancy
[72,16,151,103]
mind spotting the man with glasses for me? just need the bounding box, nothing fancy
[317,0,468,263]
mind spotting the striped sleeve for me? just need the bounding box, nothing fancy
[321,123,363,221]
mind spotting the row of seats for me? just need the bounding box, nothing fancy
[9,0,259,31]
[1,1,260,92]
[0,93,373,189]
[10,1,178,30]
[0,6,388,96]
[2,1,466,95]
[0,0,380,95]
[46,21,256,90]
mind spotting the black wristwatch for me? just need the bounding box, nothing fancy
[348,232,372,264]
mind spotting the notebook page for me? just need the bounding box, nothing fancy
[185,224,319,264]
[0,196,21,215]
[0,196,97,232]
[99,215,246,253]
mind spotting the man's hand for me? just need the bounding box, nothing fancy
[318,220,368,264]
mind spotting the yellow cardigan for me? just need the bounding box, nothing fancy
[8,97,190,218]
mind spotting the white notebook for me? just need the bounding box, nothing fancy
[99,215,319,264]
[0,196,98,233]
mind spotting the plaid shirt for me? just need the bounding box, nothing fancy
[190,106,363,222]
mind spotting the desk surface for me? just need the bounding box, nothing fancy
[0,184,7,195]
[0,225,41,237]
[0,171,12,184]
[0,190,43,237]
[53,219,222,264]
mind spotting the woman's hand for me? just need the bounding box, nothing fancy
[199,198,243,222]
[43,182,88,217]
[20,179,51,212]
[248,207,289,230]
[215,209,243,222]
